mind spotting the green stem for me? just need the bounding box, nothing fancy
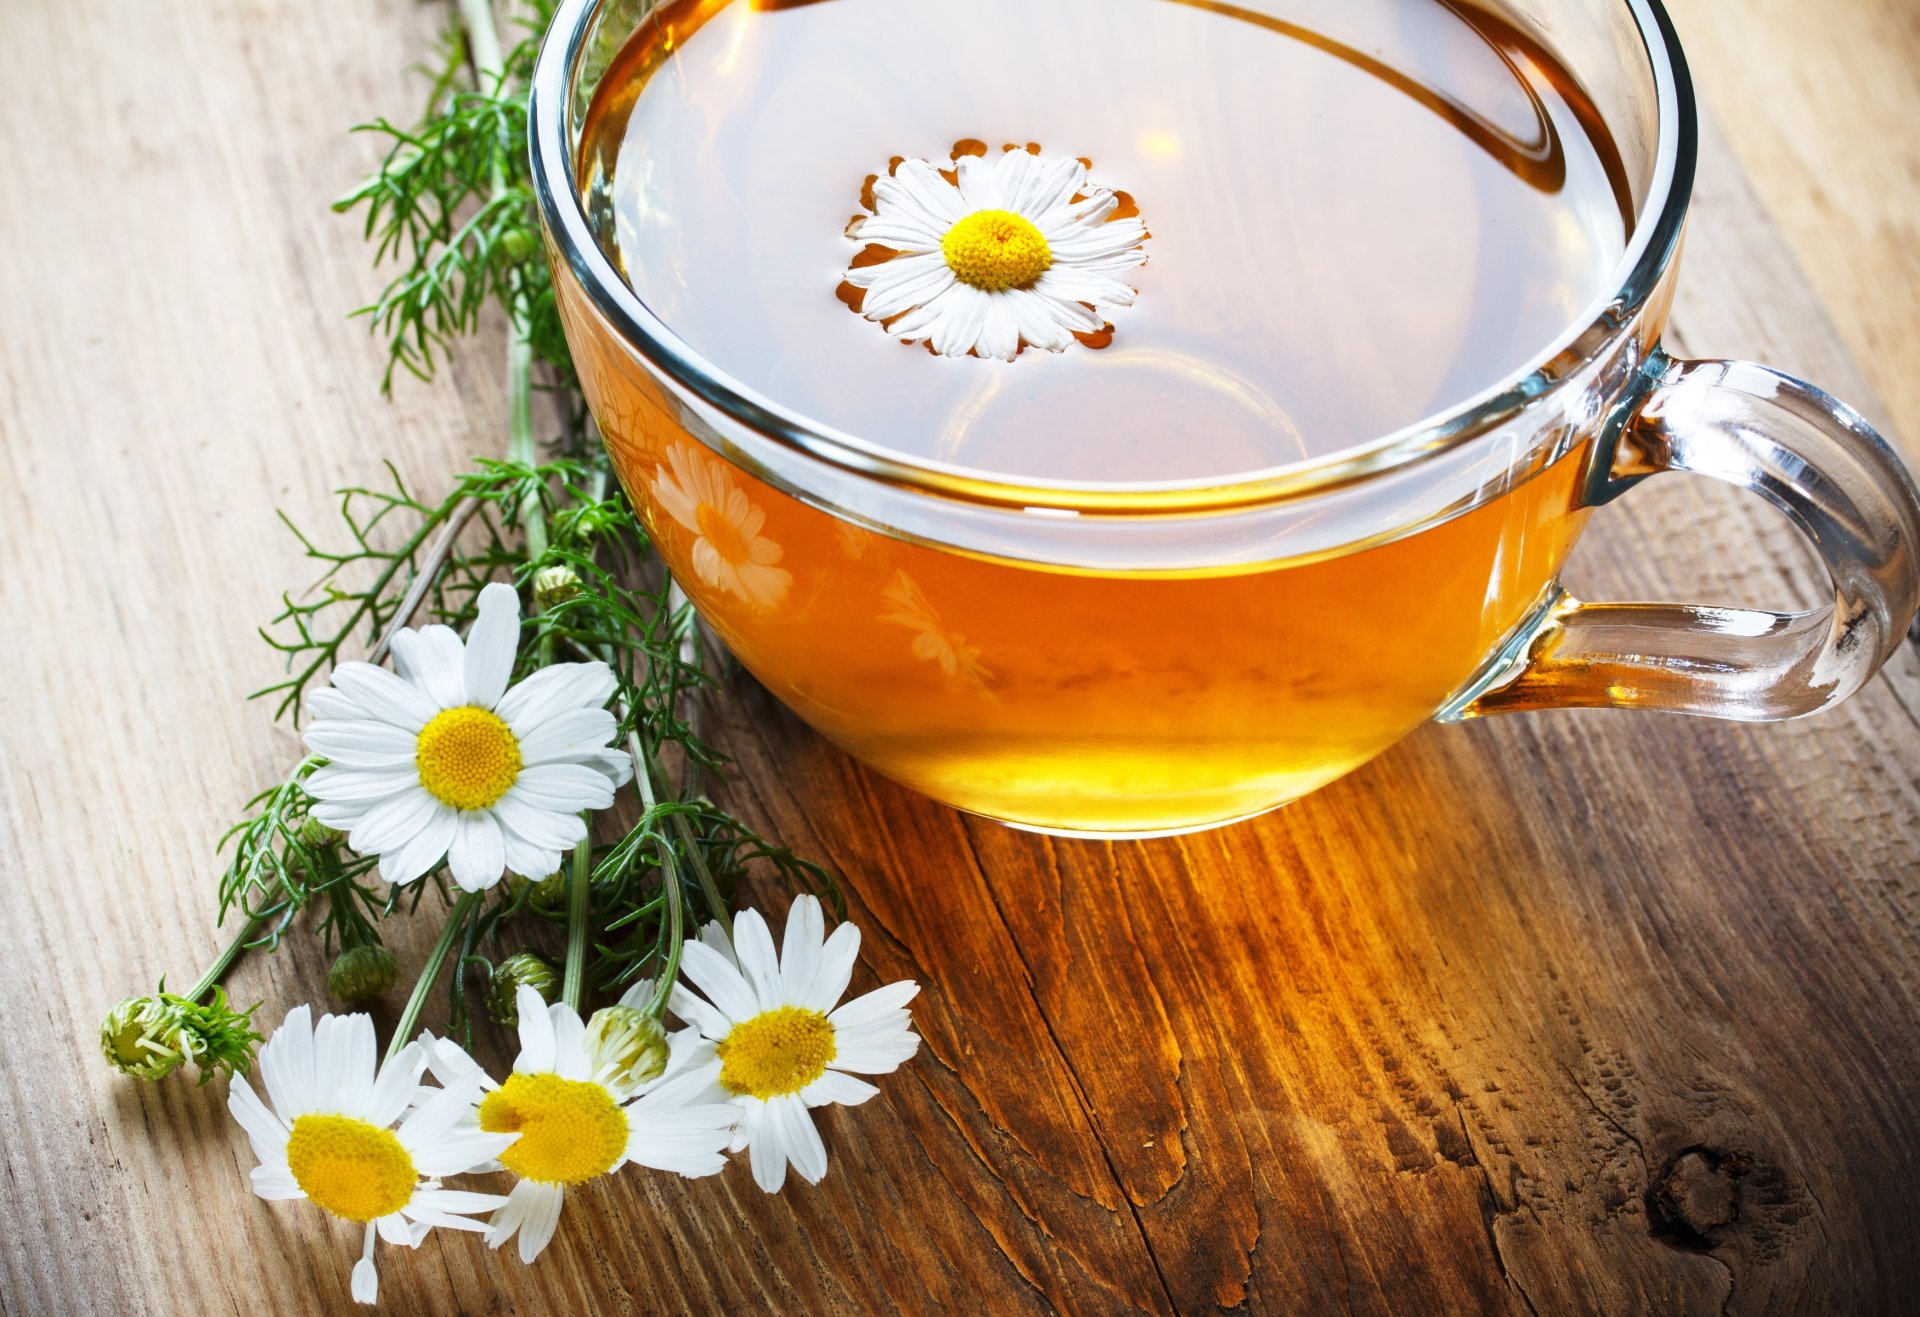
[628,727,733,945]
[560,818,593,1012]
[385,889,481,1062]
[644,842,684,1018]
[184,914,263,1003]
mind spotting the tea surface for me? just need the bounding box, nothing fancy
[580,0,1630,482]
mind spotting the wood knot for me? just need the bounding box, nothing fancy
[1646,1146,1741,1251]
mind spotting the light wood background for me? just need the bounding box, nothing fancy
[2,0,1917,1313]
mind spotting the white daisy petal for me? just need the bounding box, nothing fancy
[548,1002,590,1080]
[250,1167,305,1201]
[678,941,761,1024]
[667,981,734,1041]
[802,1069,881,1108]
[375,800,458,887]
[516,707,620,766]
[503,764,618,813]
[888,159,964,223]
[513,984,556,1073]
[499,826,562,884]
[329,662,436,731]
[746,1100,789,1193]
[305,764,420,805]
[389,624,467,710]
[262,1004,315,1122]
[463,582,522,708]
[779,895,825,1005]
[954,153,1002,210]
[447,811,507,892]
[830,1030,923,1074]
[518,1181,566,1264]
[496,661,617,734]
[305,688,364,722]
[828,978,920,1032]
[490,793,589,854]
[803,922,862,1014]
[227,1075,289,1164]
[303,720,418,768]
[731,907,783,1011]
[772,1094,829,1185]
[350,1231,379,1305]
[375,1212,416,1247]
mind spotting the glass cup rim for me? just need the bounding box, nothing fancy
[530,0,1697,516]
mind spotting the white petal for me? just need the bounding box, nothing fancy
[251,1166,305,1199]
[779,896,825,1007]
[375,800,458,887]
[262,1004,315,1122]
[771,1094,828,1185]
[350,1239,378,1305]
[496,662,616,735]
[976,296,1020,362]
[514,984,556,1072]
[490,793,588,853]
[463,582,522,708]
[828,978,919,1032]
[228,1075,289,1164]
[389,624,466,710]
[954,154,1002,210]
[745,1101,788,1193]
[516,707,619,765]
[830,1029,922,1074]
[519,1181,566,1263]
[547,1002,590,1081]
[730,907,782,1012]
[368,1045,428,1128]
[667,981,734,1041]
[329,662,436,731]
[397,1072,487,1154]
[802,1070,881,1108]
[305,688,363,722]
[503,765,617,813]
[447,812,507,892]
[305,764,420,805]
[885,158,964,223]
[677,941,760,1025]
[803,923,861,1014]
[303,719,419,769]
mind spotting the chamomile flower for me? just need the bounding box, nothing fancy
[670,896,921,1193]
[845,146,1148,360]
[302,581,633,891]
[425,985,738,1264]
[650,443,792,611]
[226,1006,516,1306]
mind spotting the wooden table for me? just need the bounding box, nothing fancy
[3,1,1917,1313]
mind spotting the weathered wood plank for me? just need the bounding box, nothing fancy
[1,0,1916,1314]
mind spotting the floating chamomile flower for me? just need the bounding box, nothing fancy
[845,145,1148,360]
[425,985,739,1264]
[302,581,634,891]
[670,896,921,1193]
[226,1006,515,1306]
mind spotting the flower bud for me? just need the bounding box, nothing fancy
[100,997,190,1081]
[526,871,569,915]
[584,1004,670,1097]
[532,565,583,611]
[298,816,344,848]
[498,228,539,264]
[488,952,559,1025]
[327,945,399,1006]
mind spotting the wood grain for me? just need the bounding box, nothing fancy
[1,1,1916,1315]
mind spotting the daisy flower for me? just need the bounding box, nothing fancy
[302,581,634,891]
[670,896,921,1193]
[651,443,792,611]
[844,146,1148,361]
[425,985,739,1264]
[226,1005,516,1305]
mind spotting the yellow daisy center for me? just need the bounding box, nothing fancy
[717,1006,837,1100]
[415,706,521,810]
[285,1114,416,1223]
[478,1072,628,1185]
[694,502,752,565]
[941,209,1052,292]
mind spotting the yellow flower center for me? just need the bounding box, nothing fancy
[717,1006,837,1100]
[694,502,752,565]
[478,1072,628,1185]
[415,706,522,811]
[941,209,1052,292]
[285,1114,417,1223]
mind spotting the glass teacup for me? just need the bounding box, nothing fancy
[530,0,1920,837]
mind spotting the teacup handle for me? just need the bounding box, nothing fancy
[1450,349,1920,721]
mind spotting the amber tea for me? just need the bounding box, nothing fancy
[562,0,1634,833]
